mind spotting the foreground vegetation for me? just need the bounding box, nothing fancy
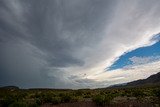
[0,86,160,107]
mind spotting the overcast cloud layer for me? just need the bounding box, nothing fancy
[0,0,160,89]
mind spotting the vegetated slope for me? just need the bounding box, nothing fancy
[126,72,160,86]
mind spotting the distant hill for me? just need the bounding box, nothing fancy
[110,72,160,88]
[0,86,19,90]
[126,72,160,86]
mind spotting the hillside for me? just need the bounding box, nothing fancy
[110,72,160,88]
[126,72,160,86]
[0,86,19,90]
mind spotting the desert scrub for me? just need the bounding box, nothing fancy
[74,90,84,96]
[132,89,145,98]
[60,93,72,103]
[71,96,84,102]
[8,101,28,107]
[8,100,39,107]
[1,95,17,107]
[92,94,113,105]
[153,89,160,98]
[51,97,61,104]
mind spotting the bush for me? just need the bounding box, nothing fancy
[153,89,160,98]
[92,94,113,106]
[83,92,91,98]
[35,92,53,104]
[92,95,106,105]
[105,95,113,104]
[43,93,53,103]
[2,96,16,107]
[61,93,72,103]
[75,90,83,96]
[132,90,145,98]
[51,97,61,104]
[8,101,28,107]
[7,100,39,107]
[35,98,41,105]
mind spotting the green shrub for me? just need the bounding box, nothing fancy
[51,97,61,104]
[132,90,145,98]
[92,95,105,105]
[2,96,16,107]
[35,92,53,104]
[75,90,83,96]
[35,98,42,105]
[43,94,52,103]
[7,100,39,107]
[8,101,27,107]
[92,94,113,106]
[153,89,160,98]
[61,93,72,103]
[105,95,113,104]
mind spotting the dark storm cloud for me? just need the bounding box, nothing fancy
[0,0,116,88]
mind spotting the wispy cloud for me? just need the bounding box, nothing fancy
[84,60,160,88]
[129,56,160,65]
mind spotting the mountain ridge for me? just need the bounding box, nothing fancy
[110,72,160,88]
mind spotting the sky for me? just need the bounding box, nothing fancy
[109,37,160,70]
[0,0,160,89]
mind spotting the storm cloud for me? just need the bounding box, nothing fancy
[0,0,160,88]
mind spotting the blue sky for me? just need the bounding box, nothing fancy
[109,34,160,70]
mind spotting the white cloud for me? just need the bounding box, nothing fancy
[77,60,160,89]
[129,56,160,65]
